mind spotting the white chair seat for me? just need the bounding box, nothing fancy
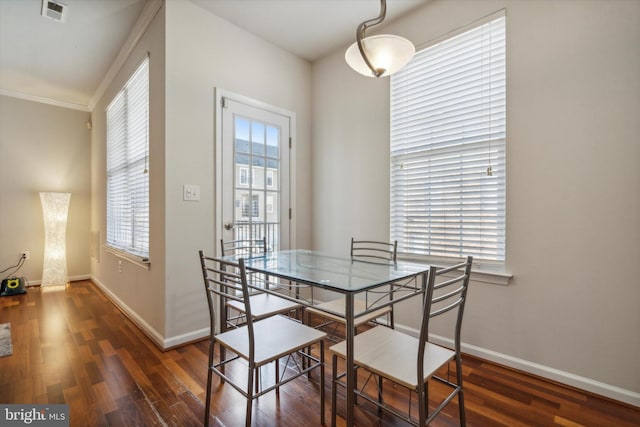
[201,253,326,426]
[216,315,326,367]
[227,292,301,321]
[306,298,391,327]
[329,325,455,389]
[329,257,473,427]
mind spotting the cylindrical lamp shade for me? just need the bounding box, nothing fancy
[39,192,71,286]
[345,34,415,78]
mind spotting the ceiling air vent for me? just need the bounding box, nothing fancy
[41,0,67,23]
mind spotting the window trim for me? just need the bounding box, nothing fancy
[104,246,150,270]
[398,253,511,285]
[105,56,150,262]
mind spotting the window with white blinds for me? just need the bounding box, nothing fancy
[390,14,506,262]
[106,57,150,259]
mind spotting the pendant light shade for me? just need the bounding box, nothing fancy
[345,34,415,78]
[345,0,415,78]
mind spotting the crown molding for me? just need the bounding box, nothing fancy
[0,88,91,112]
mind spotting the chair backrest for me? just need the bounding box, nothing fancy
[220,237,267,257]
[350,238,398,263]
[199,251,256,352]
[418,256,473,377]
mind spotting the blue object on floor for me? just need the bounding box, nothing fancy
[0,277,27,296]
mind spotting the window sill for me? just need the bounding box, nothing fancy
[104,246,150,270]
[398,255,512,286]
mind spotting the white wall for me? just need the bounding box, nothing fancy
[162,0,312,343]
[90,4,167,344]
[88,0,312,350]
[0,95,90,285]
[311,0,640,404]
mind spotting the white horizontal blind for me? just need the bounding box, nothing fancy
[106,57,149,258]
[390,15,506,262]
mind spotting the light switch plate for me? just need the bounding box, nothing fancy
[183,184,200,201]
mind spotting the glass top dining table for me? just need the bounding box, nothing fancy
[239,249,428,292]
[229,249,431,427]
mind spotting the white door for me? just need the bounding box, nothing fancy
[217,93,291,253]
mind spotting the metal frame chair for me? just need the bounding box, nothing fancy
[329,256,473,426]
[220,237,268,259]
[200,251,327,427]
[220,238,301,329]
[350,238,397,263]
[305,238,397,337]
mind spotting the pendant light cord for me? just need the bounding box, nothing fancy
[356,0,388,77]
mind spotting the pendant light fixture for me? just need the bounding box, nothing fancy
[345,0,415,78]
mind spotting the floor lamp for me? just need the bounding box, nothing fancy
[39,192,71,287]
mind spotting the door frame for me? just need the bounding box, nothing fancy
[214,88,297,255]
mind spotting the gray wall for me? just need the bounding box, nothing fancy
[0,95,90,285]
[311,0,640,404]
[162,0,312,343]
[3,0,637,407]
[90,4,167,344]
[89,0,313,349]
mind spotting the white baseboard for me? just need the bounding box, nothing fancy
[90,275,166,349]
[89,276,210,350]
[394,324,640,408]
[163,328,210,349]
[24,274,91,287]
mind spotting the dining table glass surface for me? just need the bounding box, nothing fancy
[229,249,428,292]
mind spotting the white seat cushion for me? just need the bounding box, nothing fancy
[216,315,326,367]
[329,326,454,389]
[306,298,391,327]
[227,292,301,320]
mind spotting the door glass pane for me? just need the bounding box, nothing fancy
[252,121,265,156]
[267,125,279,157]
[235,117,250,154]
[266,191,279,222]
[234,116,281,251]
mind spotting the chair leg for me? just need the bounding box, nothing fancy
[303,310,312,371]
[320,340,325,425]
[458,387,467,427]
[456,355,467,426]
[204,340,214,427]
[418,381,429,427]
[331,353,338,427]
[275,359,280,396]
[246,366,254,427]
[377,375,383,416]
[220,347,226,382]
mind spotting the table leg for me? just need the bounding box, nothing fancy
[345,292,355,427]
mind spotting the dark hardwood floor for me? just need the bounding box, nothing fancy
[0,280,638,426]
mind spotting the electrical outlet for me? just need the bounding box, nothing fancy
[21,251,30,260]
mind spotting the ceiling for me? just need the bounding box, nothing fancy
[0,0,427,111]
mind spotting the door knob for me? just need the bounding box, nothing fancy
[224,222,234,230]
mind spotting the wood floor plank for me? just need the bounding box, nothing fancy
[1,280,638,427]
